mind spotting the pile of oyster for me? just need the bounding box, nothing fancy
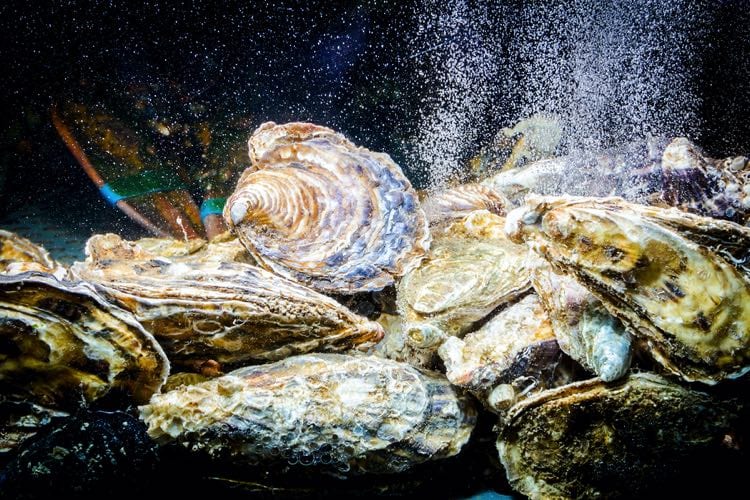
[1,123,749,498]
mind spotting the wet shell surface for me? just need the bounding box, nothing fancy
[532,266,631,382]
[483,137,750,224]
[72,234,384,370]
[397,211,536,356]
[0,272,169,410]
[421,184,507,225]
[0,230,64,277]
[438,294,577,413]
[140,353,476,474]
[497,373,746,499]
[506,195,750,384]
[224,121,430,293]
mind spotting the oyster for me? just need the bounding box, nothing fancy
[140,353,476,474]
[438,294,578,413]
[483,137,750,224]
[0,230,64,277]
[72,234,384,371]
[421,183,507,225]
[497,373,746,499]
[532,266,632,381]
[225,121,430,294]
[506,195,750,384]
[397,210,536,362]
[0,272,168,409]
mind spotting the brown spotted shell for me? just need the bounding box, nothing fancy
[224,122,430,294]
[71,234,384,371]
[506,195,750,384]
[140,353,476,474]
[0,272,169,410]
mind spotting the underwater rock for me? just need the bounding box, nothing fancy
[438,294,579,413]
[72,235,383,371]
[483,137,750,224]
[140,353,476,474]
[397,210,537,367]
[0,272,168,410]
[0,410,159,499]
[506,195,750,384]
[532,266,632,382]
[225,121,430,294]
[422,184,507,225]
[497,373,747,499]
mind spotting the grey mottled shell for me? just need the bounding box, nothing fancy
[0,230,64,277]
[497,373,746,499]
[371,313,436,368]
[0,272,169,409]
[224,122,430,294]
[422,184,507,225]
[71,235,384,370]
[484,137,750,224]
[397,211,537,362]
[506,195,750,384]
[438,294,577,413]
[532,267,631,382]
[140,353,476,474]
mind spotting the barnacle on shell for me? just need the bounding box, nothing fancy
[224,122,430,294]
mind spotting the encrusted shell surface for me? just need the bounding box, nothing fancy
[224,121,430,294]
[421,184,507,225]
[397,211,537,360]
[0,272,169,409]
[140,353,476,474]
[506,195,750,384]
[497,373,746,499]
[0,230,64,277]
[532,266,631,382]
[71,235,384,370]
[483,137,750,224]
[438,294,577,413]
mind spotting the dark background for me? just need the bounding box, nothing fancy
[0,0,749,247]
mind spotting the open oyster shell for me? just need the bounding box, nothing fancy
[497,373,746,499]
[532,266,632,382]
[438,294,578,413]
[140,353,476,474]
[225,121,430,294]
[506,195,750,384]
[0,272,169,409]
[72,235,384,371]
[397,211,536,364]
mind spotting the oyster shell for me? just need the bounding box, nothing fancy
[397,211,536,362]
[484,137,750,224]
[497,373,746,499]
[532,266,632,381]
[72,235,384,370]
[0,230,64,277]
[0,399,69,457]
[0,272,169,409]
[140,353,476,474]
[506,195,750,384]
[225,121,430,294]
[438,294,578,413]
[421,184,507,225]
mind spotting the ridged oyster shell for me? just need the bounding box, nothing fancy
[225,121,430,293]
[484,137,750,224]
[0,230,64,277]
[497,373,746,499]
[422,184,507,225]
[506,195,750,384]
[438,294,578,413]
[140,353,476,474]
[0,272,169,409]
[71,235,384,370]
[532,266,632,382]
[397,211,536,359]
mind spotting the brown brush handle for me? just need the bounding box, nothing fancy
[51,106,169,237]
[152,193,201,240]
[203,214,227,240]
